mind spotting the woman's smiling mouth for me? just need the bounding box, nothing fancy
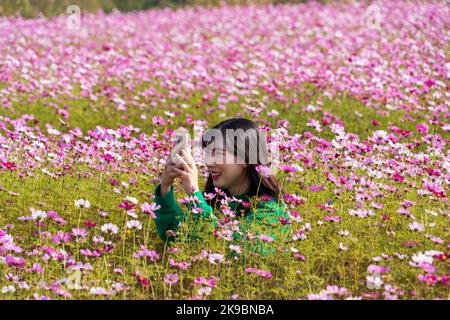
[210,171,221,180]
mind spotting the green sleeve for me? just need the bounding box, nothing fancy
[234,199,291,257]
[153,184,216,243]
[153,184,184,242]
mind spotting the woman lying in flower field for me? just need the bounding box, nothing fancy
[153,118,291,256]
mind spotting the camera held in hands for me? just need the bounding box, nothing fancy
[171,128,190,166]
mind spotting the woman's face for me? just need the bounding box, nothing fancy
[205,147,247,189]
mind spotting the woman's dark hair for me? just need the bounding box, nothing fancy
[201,117,282,214]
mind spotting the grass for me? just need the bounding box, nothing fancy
[1,0,448,301]
[2,81,446,141]
[0,102,448,299]
[0,77,448,299]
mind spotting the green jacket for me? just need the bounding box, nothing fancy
[153,183,291,257]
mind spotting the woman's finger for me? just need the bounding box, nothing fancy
[165,157,175,167]
[166,167,179,176]
[175,154,191,172]
[173,167,189,177]
[181,149,196,169]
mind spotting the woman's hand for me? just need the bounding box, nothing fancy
[172,149,199,195]
[160,157,182,196]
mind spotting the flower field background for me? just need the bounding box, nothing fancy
[0,1,449,299]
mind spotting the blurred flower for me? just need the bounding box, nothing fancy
[164,273,179,285]
[74,199,91,209]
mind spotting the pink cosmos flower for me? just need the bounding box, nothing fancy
[52,231,72,244]
[72,228,88,238]
[433,253,448,261]
[83,220,96,228]
[119,201,135,210]
[279,164,298,173]
[245,267,272,279]
[420,262,436,273]
[47,211,66,225]
[80,249,102,257]
[27,263,44,273]
[169,259,191,270]
[348,209,375,218]
[141,202,161,219]
[164,273,179,285]
[418,273,438,285]
[322,215,341,222]
[294,253,306,261]
[133,273,149,288]
[133,245,160,262]
[258,234,275,242]
[367,265,391,274]
[193,277,218,287]
[5,255,26,268]
[1,162,17,171]
[255,165,272,177]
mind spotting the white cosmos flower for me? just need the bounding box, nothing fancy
[127,211,138,219]
[125,196,138,205]
[89,287,113,295]
[373,130,388,139]
[1,285,16,293]
[409,251,441,267]
[408,221,425,232]
[101,223,119,234]
[208,253,224,264]
[366,275,383,290]
[126,220,142,230]
[229,244,241,254]
[30,208,47,221]
[74,199,91,209]
[197,286,212,296]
